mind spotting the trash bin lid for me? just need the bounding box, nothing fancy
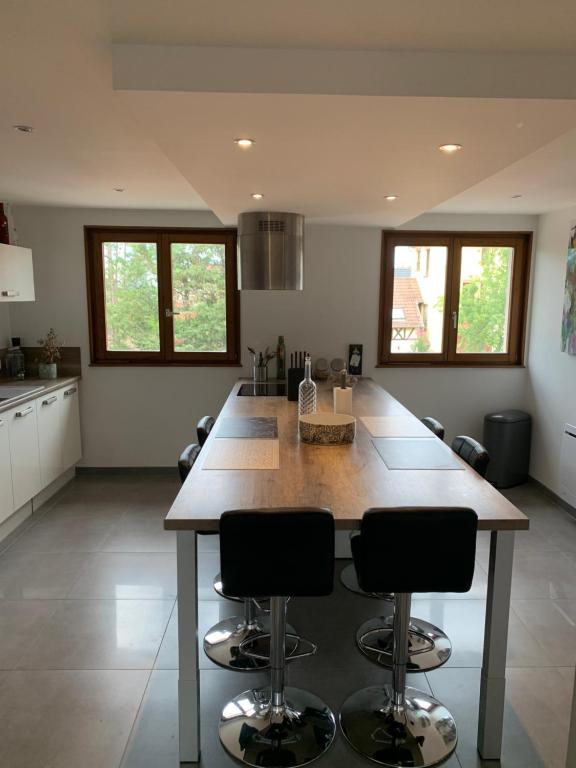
[485,409,531,423]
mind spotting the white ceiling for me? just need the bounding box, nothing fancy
[110,0,576,52]
[2,1,576,222]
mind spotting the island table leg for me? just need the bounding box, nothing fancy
[177,531,200,764]
[477,529,515,759]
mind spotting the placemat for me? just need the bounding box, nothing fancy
[216,417,278,439]
[372,437,464,470]
[203,438,280,470]
[361,416,434,438]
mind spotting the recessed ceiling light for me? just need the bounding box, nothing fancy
[510,194,522,199]
[438,143,463,154]
[251,193,264,200]
[13,124,34,133]
[234,138,255,148]
[113,187,125,192]
[384,195,399,201]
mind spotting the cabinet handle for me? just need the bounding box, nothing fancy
[15,406,34,418]
[64,388,77,397]
[1,290,20,297]
[42,395,58,406]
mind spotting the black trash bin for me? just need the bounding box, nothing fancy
[483,410,531,488]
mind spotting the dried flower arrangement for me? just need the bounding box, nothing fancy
[37,328,62,364]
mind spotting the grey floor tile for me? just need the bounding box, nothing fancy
[511,551,576,599]
[102,515,176,553]
[16,599,174,670]
[7,515,117,554]
[0,669,150,768]
[426,666,570,768]
[0,551,91,599]
[69,552,177,600]
[0,600,60,669]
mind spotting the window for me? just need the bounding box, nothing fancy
[85,227,240,365]
[378,232,531,366]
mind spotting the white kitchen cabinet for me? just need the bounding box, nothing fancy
[6,400,41,510]
[37,389,64,486]
[61,384,82,469]
[0,244,35,302]
[0,415,14,525]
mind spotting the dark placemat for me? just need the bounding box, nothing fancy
[372,437,464,470]
[216,417,278,439]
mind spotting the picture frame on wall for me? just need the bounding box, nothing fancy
[348,343,363,375]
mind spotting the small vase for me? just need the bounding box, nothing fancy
[38,362,57,380]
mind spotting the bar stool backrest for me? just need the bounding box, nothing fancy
[451,435,490,478]
[197,415,215,447]
[220,508,334,598]
[421,416,445,441]
[178,443,202,484]
[353,507,478,595]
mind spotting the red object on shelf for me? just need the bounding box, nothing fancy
[0,203,9,244]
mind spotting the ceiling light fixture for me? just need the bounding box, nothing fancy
[438,143,463,154]
[13,124,34,133]
[384,195,399,201]
[251,193,264,200]
[234,138,255,148]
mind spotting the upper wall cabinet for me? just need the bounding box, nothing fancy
[0,244,35,302]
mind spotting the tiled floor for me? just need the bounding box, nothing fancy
[0,475,574,767]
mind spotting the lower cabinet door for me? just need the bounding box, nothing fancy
[6,401,41,511]
[61,384,82,469]
[0,415,15,525]
[37,390,64,487]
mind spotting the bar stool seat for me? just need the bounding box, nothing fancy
[340,507,478,768]
[218,508,336,768]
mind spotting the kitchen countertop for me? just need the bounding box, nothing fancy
[0,376,80,415]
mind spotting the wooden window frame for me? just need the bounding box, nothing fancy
[84,226,241,366]
[377,231,532,368]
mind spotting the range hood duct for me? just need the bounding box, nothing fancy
[237,211,304,290]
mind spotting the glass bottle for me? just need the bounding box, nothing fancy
[276,335,286,380]
[298,355,317,416]
[6,337,25,379]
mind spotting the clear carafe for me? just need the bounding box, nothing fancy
[298,355,317,416]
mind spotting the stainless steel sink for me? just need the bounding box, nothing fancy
[0,385,44,403]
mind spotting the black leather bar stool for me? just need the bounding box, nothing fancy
[451,435,490,477]
[421,416,446,441]
[197,415,215,447]
[218,508,336,768]
[340,507,478,768]
[177,443,201,483]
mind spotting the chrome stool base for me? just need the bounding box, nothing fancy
[204,615,297,671]
[213,572,243,602]
[340,564,393,600]
[356,616,451,672]
[220,685,336,767]
[340,684,457,767]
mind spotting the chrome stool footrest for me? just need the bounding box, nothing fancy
[220,686,336,768]
[356,615,451,672]
[340,684,457,768]
[240,632,317,663]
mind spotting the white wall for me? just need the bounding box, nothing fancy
[9,205,536,466]
[524,206,576,495]
[0,305,10,348]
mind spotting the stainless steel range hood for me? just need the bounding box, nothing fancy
[237,211,304,290]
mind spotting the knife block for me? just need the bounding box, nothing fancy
[287,367,304,401]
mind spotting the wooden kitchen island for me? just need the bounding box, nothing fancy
[165,378,529,764]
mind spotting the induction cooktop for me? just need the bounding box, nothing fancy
[238,382,287,397]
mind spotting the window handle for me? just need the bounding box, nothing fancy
[165,308,181,318]
[452,311,458,330]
